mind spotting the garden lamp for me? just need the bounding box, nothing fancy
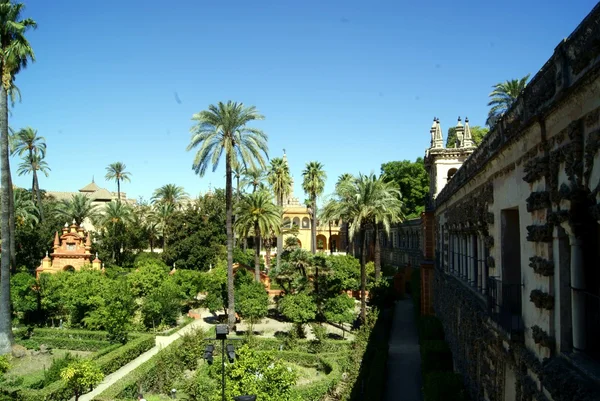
[204,344,214,365]
[234,396,256,401]
[226,344,236,362]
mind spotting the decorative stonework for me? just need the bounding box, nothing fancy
[526,224,553,242]
[531,325,555,349]
[526,191,551,212]
[528,256,554,276]
[523,156,548,183]
[445,183,493,233]
[584,128,600,183]
[530,289,554,310]
[484,236,494,248]
[486,256,495,269]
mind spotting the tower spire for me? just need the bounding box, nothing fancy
[455,116,465,148]
[431,117,444,149]
[462,117,475,147]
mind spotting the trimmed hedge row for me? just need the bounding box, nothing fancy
[292,355,344,401]
[94,329,206,401]
[1,334,155,401]
[15,328,112,342]
[247,337,350,354]
[17,337,110,352]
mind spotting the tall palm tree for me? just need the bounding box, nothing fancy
[302,161,326,254]
[187,101,268,329]
[0,0,36,355]
[322,173,403,322]
[486,74,530,127]
[10,126,46,203]
[235,191,281,281]
[54,194,100,226]
[105,162,131,203]
[242,167,265,193]
[151,184,188,209]
[16,152,49,220]
[336,173,354,254]
[267,157,292,269]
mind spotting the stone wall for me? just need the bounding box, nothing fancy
[429,4,600,400]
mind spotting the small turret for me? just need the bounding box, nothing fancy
[53,231,60,250]
[92,252,102,270]
[455,117,465,148]
[62,223,69,235]
[462,117,475,148]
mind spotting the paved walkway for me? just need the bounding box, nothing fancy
[384,298,422,401]
[79,317,210,401]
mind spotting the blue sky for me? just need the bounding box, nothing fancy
[9,0,598,203]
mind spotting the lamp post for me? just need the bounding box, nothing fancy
[204,324,256,401]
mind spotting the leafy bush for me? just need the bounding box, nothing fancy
[94,334,155,375]
[278,292,317,337]
[423,371,467,401]
[0,355,9,375]
[235,280,269,332]
[42,352,79,387]
[421,340,453,375]
[60,359,104,401]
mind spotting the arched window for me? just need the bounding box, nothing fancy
[283,217,291,228]
[292,217,300,227]
[447,168,458,180]
[302,217,310,229]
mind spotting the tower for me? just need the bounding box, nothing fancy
[424,117,477,201]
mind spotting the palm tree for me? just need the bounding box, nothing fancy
[486,74,530,127]
[16,152,49,219]
[336,173,353,254]
[187,101,268,329]
[0,0,36,355]
[267,157,292,270]
[151,184,188,209]
[242,167,265,193]
[302,162,326,254]
[154,202,174,252]
[105,162,131,203]
[235,191,281,281]
[322,173,403,322]
[99,201,132,264]
[10,126,46,204]
[54,194,100,226]
[12,187,38,228]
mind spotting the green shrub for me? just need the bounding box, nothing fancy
[0,355,9,375]
[421,340,453,375]
[419,316,445,342]
[42,352,79,387]
[17,337,109,352]
[94,334,155,375]
[424,371,467,401]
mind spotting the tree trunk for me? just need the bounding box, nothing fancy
[225,154,236,330]
[234,175,239,248]
[360,228,367,323]
[8,174,15,273]
[0,83,14,354]
[117,179,121,204]
[311,197,317,254]
[276,194,282,269]
[33,168,44,221]
[374,223,381,281]
[254,226,261,282]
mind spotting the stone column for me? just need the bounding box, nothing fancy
[568,234,586,352]
[469,233,475,287]
[477,235,483,291]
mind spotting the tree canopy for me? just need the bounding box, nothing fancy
[380,158,429,218]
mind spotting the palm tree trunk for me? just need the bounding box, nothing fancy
[276,194,282,269]
[225,154,236,329]
[33,169,44,221]
[374,223,381,281]
[0,83,14,354]
[311,197,317,254]
[254,229,261,282]
[8,174,15,273]
[360,228,367,323]
[234,175,240,248]
[117,180,121,204]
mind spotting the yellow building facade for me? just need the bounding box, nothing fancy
[280,152,346,254]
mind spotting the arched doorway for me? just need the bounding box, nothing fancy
[316,234,327,251]
[330,234,340,252]
[63,265,75,273]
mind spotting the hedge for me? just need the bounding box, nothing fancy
[0,334,155,401]
[292,355,344,401]
[94,329,206,401]
[247,337,350,354]
[421,340,453,375]
[17,337,110,352]
[15,328,111,342]
[424,371,468,401]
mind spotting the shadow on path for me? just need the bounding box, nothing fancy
[384,298,422,401]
